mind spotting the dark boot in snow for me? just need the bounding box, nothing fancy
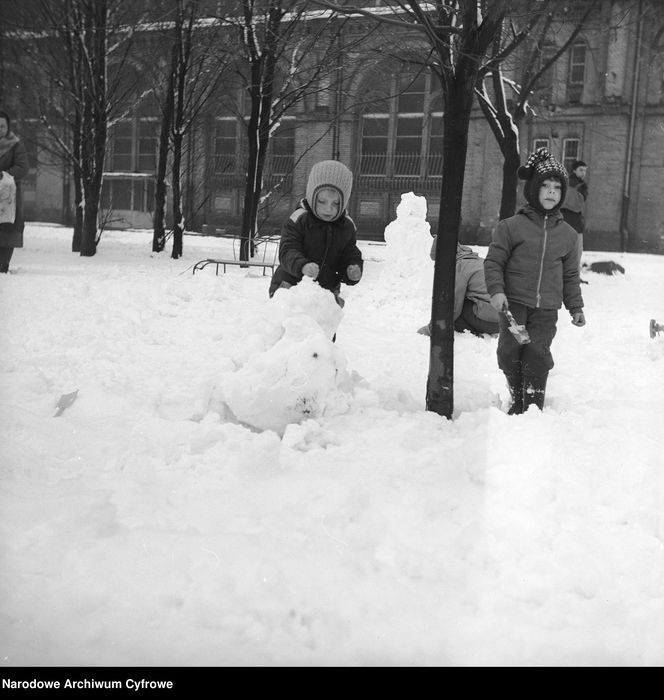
[523,374,548,412]
[505,373,524,415]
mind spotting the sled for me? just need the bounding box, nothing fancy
[649,319,663,339]
[193,233,278,276]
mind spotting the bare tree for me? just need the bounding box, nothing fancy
[221,0,356,262]
[6,0,144,255]
[312,0,508,419]
[147,1,233,258]
[475,0,601,220]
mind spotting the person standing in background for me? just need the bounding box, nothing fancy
[0,109,29,273]
[560,159,588,282]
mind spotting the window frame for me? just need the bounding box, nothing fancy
[532,138,550,152]
[562,138,581,174]
[108,117,158,174]
[567,41,587,104]
[358,67,443,179]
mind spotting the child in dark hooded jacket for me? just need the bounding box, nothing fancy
[484,147,586,414]
[268,160,363,307]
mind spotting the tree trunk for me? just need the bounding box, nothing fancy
[80,131,105,256]
[81,188,99,256]
[153,36,178,253]
[240,135,268,261]
[171,131,184,259]
[498,123,521,219]
[72,182,83,252]
[426,70,476,419]
[79,0,107,257]
[71,112,83,252]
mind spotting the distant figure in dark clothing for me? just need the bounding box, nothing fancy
[0,110,29,273]
[560,159,588,276]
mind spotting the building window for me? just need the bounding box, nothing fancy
[359,68,443,180]
[101,175,155,213]
[104,118,157,213]
[315,70,332,108]
[109,118,158,173]
[214,118,238,175]
[567,42,587,104]
[536,43,558,103]
[562,138,581,174]
[267,118,295,177]
[532,138,550,152]
[213,116,295,179]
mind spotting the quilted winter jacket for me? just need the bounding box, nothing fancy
[484,205,583,313]
[454,245,500,323]
[268,199,363,297]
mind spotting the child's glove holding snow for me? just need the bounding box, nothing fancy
[346,264,362,282]
[302,262,320,279]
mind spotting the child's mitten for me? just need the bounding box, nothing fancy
[346,264,362,282]
[571,311,586,327]
[490,293,508,313]
[302,262,320,279]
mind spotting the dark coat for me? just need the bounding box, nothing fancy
[268,199,363,298]
[560,172,588,234]
[484,205,583,313]
[0,134,29,248]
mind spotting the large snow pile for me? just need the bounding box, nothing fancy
[223,278,350,433]
[1,215,663,667]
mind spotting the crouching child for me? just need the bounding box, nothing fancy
[268,160,363,316]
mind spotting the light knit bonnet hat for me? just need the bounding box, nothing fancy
[305,160,353,221]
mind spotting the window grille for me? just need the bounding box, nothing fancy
[359,67,443,181]
[567,42,587,103]
[563,138,581,174]
[109,119,158,173]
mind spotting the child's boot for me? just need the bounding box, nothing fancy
[504,373,524,415]
[523,373,548,411]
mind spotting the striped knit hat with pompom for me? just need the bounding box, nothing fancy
[518,147,568,214]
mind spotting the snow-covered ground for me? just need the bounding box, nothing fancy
[1,200,663,667]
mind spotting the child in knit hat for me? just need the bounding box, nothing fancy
[269,160,363,308]
[484,147,586,414]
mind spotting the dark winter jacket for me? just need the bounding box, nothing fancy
[484,205,583,313]
[560,173,588,233]
[0,133,29,247]
[268,199,363,298]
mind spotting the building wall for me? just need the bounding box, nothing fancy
[11,0,664,252]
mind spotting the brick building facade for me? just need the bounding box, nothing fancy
[4,1,664,252]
